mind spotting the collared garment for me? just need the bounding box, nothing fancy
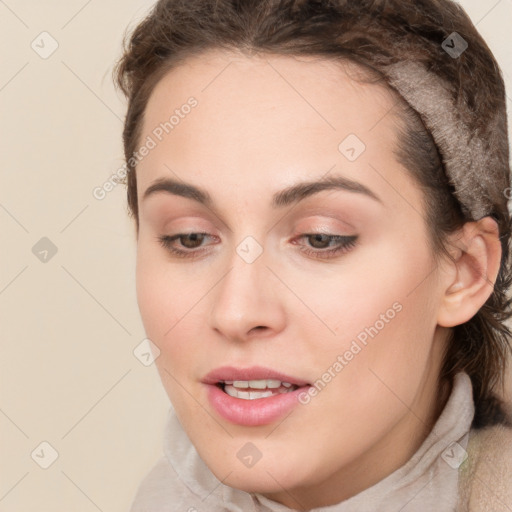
[129,372,512,511]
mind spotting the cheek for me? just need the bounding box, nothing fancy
[314,228,435,339]
[135,245,196,412]
[135,250,166,337]
[328,237,439,409]
[136,238,183,357]
[136,232,188,332]
[313,229,439,383]
[135,236,206,374]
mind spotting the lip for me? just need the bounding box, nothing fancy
[201,365,311,386]
[202,365,311,427]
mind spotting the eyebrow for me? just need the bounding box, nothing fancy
[142,174,382,209]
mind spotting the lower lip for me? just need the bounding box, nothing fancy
[205,384,309,426]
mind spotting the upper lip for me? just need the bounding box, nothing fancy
[202,365,311,386]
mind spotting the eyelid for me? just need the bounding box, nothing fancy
[157,230,358,261]
[290,209,357,231]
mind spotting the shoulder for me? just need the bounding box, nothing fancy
[457,424,512,512]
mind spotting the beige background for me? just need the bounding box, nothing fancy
[1,1,511,511]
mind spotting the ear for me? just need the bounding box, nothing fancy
[437,216,502,327]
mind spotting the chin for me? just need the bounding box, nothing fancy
[203,451,310,494]
[220,468,297,494]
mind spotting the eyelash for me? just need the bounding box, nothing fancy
[156,232,358,260]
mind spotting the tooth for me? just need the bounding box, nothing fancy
[225,385,238,398]
[249,379,267,389]
[249,390,273,399]
[230,379,298,389]
[224,385,277,399]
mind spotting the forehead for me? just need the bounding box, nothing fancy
[142,50,396,132]
[136,50,407,210]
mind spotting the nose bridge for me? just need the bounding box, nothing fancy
[218,233,269,312]
[209,232,285,338]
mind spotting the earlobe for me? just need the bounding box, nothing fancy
[437,217,501,328]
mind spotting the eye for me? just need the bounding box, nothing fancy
[157,232,213,259]
[156,232,358,260]
[293,233,358,259]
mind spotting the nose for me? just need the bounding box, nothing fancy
[208,244,287,343]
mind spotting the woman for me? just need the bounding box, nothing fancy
[113,0,512,510]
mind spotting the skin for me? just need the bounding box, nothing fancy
[134,50,501,510]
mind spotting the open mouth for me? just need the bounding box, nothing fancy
[216,379,300,400]
[205,372,311,425]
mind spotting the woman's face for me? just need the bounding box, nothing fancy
[135,50,452,509]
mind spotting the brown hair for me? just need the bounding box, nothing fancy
[113,0,512,428]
